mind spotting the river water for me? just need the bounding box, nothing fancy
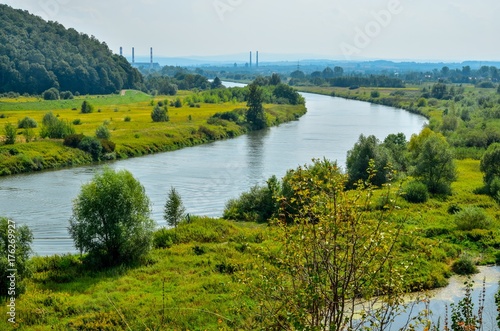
[1,83,428,255]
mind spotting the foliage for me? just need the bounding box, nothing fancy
[409,128,456,194]
[0,4,144,95]
[0,217,33,297]
[480,142,500,189]
[95,124,111,139]
[42,88,60,100]
[77,136,102,161]
[246,83,266,130]
[223,180,276,223]
[346,134,393,187]
[63,134,85,148]
[40,112,75,139]
[151,104,169,122]
[80,101,94,114]
[3,123,16,144]
[69,168,154,267]
[451,256,478,275]
[164,187,186,228]
[454,206,492,231]
[17,116,37,129]
[371,90,381,98]
[257,159,407,330]
[403,180,429,203]
[450,279,484,330]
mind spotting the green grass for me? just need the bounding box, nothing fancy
[0,91,306,176]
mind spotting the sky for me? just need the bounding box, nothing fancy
[1,0,499,62]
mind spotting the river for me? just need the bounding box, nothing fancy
[0,82,428,255]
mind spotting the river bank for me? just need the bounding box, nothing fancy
[0,89,306,177]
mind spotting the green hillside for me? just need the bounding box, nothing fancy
[0,4,144,95]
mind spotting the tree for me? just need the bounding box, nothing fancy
[256,159,407,330]
[409,129,456,194]
[69,168,154,267]
[211,76,223,89]
[40,112,75,139]
[480,142,500,197]
[333,66,344,77]
[42,87,59,100]
[80,100,94,114]
[18,116,37,129]
[151,104,169,122]
[164,187,186,228]
[0,217,33,298]
[346,134,393,187]
[322,67,334,79]
[269,73,281,85]
[4,123,16,145]
[246,83,266,130]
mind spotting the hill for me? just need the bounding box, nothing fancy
[0,4,144,95]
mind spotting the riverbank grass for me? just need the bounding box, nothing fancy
[0,91,306,175]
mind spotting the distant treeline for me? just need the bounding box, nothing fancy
[0,4,144,95]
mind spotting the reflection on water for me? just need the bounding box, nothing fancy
[0,91,427,256]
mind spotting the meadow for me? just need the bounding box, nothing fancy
[0,90,306,175]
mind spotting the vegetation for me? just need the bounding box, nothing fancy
[163,187,186,228]
[0,4,143,95]
[68,168,155,267]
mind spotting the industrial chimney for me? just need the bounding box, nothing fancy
[250,51,252,67]
[120,47,123,56]
[132,47,135,64]
[256,51,259,67]
[150,47,153,64]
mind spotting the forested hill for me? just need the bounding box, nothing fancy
[0,4,144,95]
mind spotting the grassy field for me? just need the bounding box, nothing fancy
[0,90,306,175]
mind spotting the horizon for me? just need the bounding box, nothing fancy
[1,0,498,63]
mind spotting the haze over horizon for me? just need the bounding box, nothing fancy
[1,0,499,63]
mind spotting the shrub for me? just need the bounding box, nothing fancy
[151,105,169,122]
[3,123,16,145]
[60,91,74,99]
[78,136,102,161]
[42,88,59,100]
[454,206,492,231]
[72,119,82,125]
[100,139,116,153]
[80,100,94,114]
[403,181,429,203]
[223,185,275,223]
[40,112,75,139]
[95,124,111,139]
[370,90,380,98]
[18,117,38,129]
[124,116,131,122]
[63,134,85,148]
[153,228,177,249]
[174,98,183,108]
[451,256,478,275]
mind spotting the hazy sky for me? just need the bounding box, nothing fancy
[2,0,499,62]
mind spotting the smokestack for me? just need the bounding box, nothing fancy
[150,47,153,64]
[256,51,259,67]
[132,47,135,64]
[120,47,123,56]
[250,51,252,67]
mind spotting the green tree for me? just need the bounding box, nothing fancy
[211,76,223,89]
[151,104,169,122]
[42,87,60,100]
[69,168,154,267]
[80,100,94,114]
[346,134,393,187]
[40,112,75,139]
[480,142,500,199]
[409,128,456,194]
[17,116,37,129]
[269,73,281,85]
[164,187,186,228]
[0,217,33,297]
[4,123,16,145]
[256,159,407,330]
[246,83,266,130]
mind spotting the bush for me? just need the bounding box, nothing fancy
[80,101,94,114]
[95,124,111,139]
[40,112,75,139]
[124,116,131,122]
[100,139,116,153]
[72,119,82,125]
[451,256,478,275]
[403,181,429,203]
[151,105,169,122]
[223,185,275,223]
[78,136,102,161]
[42,88,59,100]
[454,206,492,231]
[370,90,380,98]
[63,134,85,148]
[153,228,177,249]
[60,91,74,100]
[3,123,16,145]
[18,117,38,129]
